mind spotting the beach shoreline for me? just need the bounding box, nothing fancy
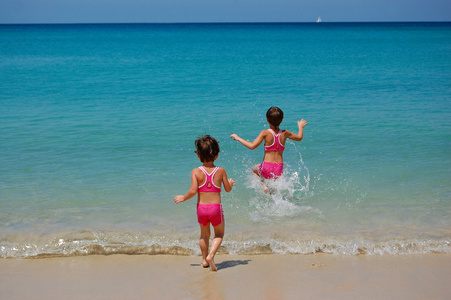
[1,253,450,299]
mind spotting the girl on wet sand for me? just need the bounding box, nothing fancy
[174,135,235,271]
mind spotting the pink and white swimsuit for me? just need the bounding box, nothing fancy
[198,166,221,193]
[259,129,285,179]
[264,129,285,152]
[197,166,224,227]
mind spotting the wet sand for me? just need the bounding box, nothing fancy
[1,254,450,299]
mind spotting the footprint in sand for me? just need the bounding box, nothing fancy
[311,263,326,269]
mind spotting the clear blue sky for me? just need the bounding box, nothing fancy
[1,0,450,24]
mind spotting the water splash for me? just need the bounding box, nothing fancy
[245,145,321,222]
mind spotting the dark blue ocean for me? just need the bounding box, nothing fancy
[1,23,450,258]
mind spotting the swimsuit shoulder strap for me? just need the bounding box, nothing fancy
[198,166,218,176]
[269,128,283,136]
[198,166,207,175]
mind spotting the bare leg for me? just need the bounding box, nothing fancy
[199,224,210,268]
[252,164,268,193]
[206,221,224,272]
[252,164,260,177]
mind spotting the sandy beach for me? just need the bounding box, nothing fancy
[1,253,450,299]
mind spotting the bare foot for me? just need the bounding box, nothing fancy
[206,255,217,272]
[202,259,209,268]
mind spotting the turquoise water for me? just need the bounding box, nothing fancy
[1,23,450,258]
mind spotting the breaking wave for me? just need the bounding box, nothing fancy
[1,229,450,259]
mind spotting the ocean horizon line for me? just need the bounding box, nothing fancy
[1,21,450,26]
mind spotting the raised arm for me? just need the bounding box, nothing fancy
[174,169,199,204]
[284,119,307,142]
[230,130,266,150]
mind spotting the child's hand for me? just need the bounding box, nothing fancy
[230,134,239,141]
[174,195,184,204]
[229,178,236,187]
[298,119,307,128]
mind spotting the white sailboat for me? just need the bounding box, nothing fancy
[316,16,322,23]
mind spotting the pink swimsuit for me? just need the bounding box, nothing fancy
[264,129,285,152]
[197,166,224,227]
[258,129,285,179]
[198,166,221,193]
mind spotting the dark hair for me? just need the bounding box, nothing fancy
[266,106,284,127]
[194,135,220,162]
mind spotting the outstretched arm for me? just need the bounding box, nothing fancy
[285,119,307,141]
[174,169,198,204]
[230,130,266,150]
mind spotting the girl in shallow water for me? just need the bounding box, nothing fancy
[231,106,307,192]
[174,135,235,271]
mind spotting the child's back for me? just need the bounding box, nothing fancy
[231,106,307,181]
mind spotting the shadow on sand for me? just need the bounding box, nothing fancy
[190,260,251,270]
